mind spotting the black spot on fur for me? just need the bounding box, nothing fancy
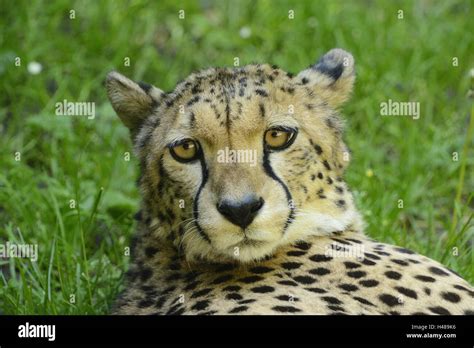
[347,271,366,279]
[361,259,376,266]
[428,266,450,276]
[344,262,361,269]
[305,287,327,294]
[395,286,417,299]
[139,267,153,282]
[453,285,474,297]
[138,299,154,308]
[251,285,275,293]
[250,266,274,274]
[144,246,159,258]
[414,275,436,283]
[353,297,375,306]
[364,253,381,260]
[226,293,243,301]
[321,296,343,305]
[313,144,323,155]
[222,285,241,292]
[309,254,333,262]
[395,247,416,255]
[293,276,316,285]
[211,274,233,285]
[281,262,302,270]
[287,250,307,257]
[294,241,312,250]
[229,306,249,313]
[379,294,401,307]
[276,295,299,302]
[272,306,301,313]
[385,271,402,280]
[238,275,264,284]
[359,280,379,287]
[441,291,461,303]
[186,95,200,106]
[391,259,409,266]
[259,102,265,117]
[278,280,299,287]
[323,160,331,170]
[191,288,213,298]
[255,89,268,97]
[338,283,359,292]
[428,306,451,315]
[309,268,331,276]
[191,300,210,311]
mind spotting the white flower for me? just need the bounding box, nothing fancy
[239,26,251,39]
[27,61,42,75]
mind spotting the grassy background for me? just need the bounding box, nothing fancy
[0,0,473,314]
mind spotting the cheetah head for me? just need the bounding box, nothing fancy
[106,48,363,263]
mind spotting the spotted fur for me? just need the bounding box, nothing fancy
[106,49,474,315]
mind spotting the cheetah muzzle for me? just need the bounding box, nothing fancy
[105,48,474,315]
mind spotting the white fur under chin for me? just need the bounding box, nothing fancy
[184,208,363,264]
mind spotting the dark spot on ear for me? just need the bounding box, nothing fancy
[313,59,344,80]
[286,72,294,78]
[138,81,152,93]
[301,77,309,85]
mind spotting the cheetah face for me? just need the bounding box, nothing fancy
[106,49,362,263]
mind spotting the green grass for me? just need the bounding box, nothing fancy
[0,0,473,314]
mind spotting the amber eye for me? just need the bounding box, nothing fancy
[169,139,200,162]
[264,128,296,150]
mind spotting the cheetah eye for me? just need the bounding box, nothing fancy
[169,139,200,163]
[264,127,297,150]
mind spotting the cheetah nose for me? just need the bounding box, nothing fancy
[216,195,264,229]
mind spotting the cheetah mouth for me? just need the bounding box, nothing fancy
[224,236,268,250]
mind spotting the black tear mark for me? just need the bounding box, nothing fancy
[193,155,211,244]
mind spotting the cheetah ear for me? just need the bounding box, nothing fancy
[297,48,355,108]
[105,71,164,134]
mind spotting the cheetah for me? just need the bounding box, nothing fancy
[105,48,474,315]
